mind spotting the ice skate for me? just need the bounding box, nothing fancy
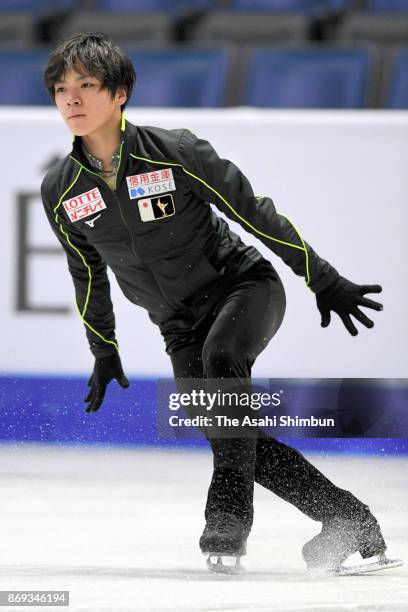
[303,512,402,576]
[200,512,249,574]
[329,552,403,576]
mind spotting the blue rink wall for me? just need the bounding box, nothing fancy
[1,376,408,455]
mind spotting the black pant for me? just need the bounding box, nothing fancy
[168,261,367,530]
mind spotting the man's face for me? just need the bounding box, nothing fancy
[54,66,127,137]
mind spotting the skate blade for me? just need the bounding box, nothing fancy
[205,553,244,574]
[329,556,403,577]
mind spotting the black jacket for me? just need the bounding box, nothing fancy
[41,118,338,357]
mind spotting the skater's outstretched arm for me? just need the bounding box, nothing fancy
[177,130,383,335]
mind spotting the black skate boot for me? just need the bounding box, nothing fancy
[200,512,250,573]
[302,510,390,573]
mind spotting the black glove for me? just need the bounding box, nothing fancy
[85,352,129,413]
[316,276,383,336]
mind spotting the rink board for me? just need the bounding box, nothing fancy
[1,375,407,453]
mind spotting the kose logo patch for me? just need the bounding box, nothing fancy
[126,168,176,200]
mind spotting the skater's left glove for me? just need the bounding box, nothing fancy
[316,276,383,336]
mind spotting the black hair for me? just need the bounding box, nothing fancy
[43,32,136,110]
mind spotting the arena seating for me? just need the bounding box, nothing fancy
[0,0,407,107]
[0,51,51,104]
[229,0,353,11]
[0,13,37,49]
[386,49,408,107]
[243,47,372,107]
[59,11,174,47]
[192,12,311,44]
[125,48,230,107]
[336,13,408,46]
[94,0,215,12]
[0,0,73,11]
[367,0,408,11]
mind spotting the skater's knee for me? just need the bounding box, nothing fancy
[202,342,253,378]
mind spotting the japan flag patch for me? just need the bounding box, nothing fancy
[137,194,175,222]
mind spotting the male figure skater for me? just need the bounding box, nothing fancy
[42,33,389,573]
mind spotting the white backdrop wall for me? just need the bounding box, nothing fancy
[1,108,407,377]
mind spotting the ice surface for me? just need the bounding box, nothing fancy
[0,444,406,612]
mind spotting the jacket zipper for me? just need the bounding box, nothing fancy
[111,190,139,261]
[70,149,139,261]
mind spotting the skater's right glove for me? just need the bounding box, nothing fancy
[85,352,129,413]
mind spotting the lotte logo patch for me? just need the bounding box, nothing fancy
[137,194,175,222]
[62,187,107,223]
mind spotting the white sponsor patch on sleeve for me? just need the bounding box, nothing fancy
[62,187,107,223]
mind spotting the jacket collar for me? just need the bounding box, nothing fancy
[70,111,134,169]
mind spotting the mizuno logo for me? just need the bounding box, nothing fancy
[84,214,102,228]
